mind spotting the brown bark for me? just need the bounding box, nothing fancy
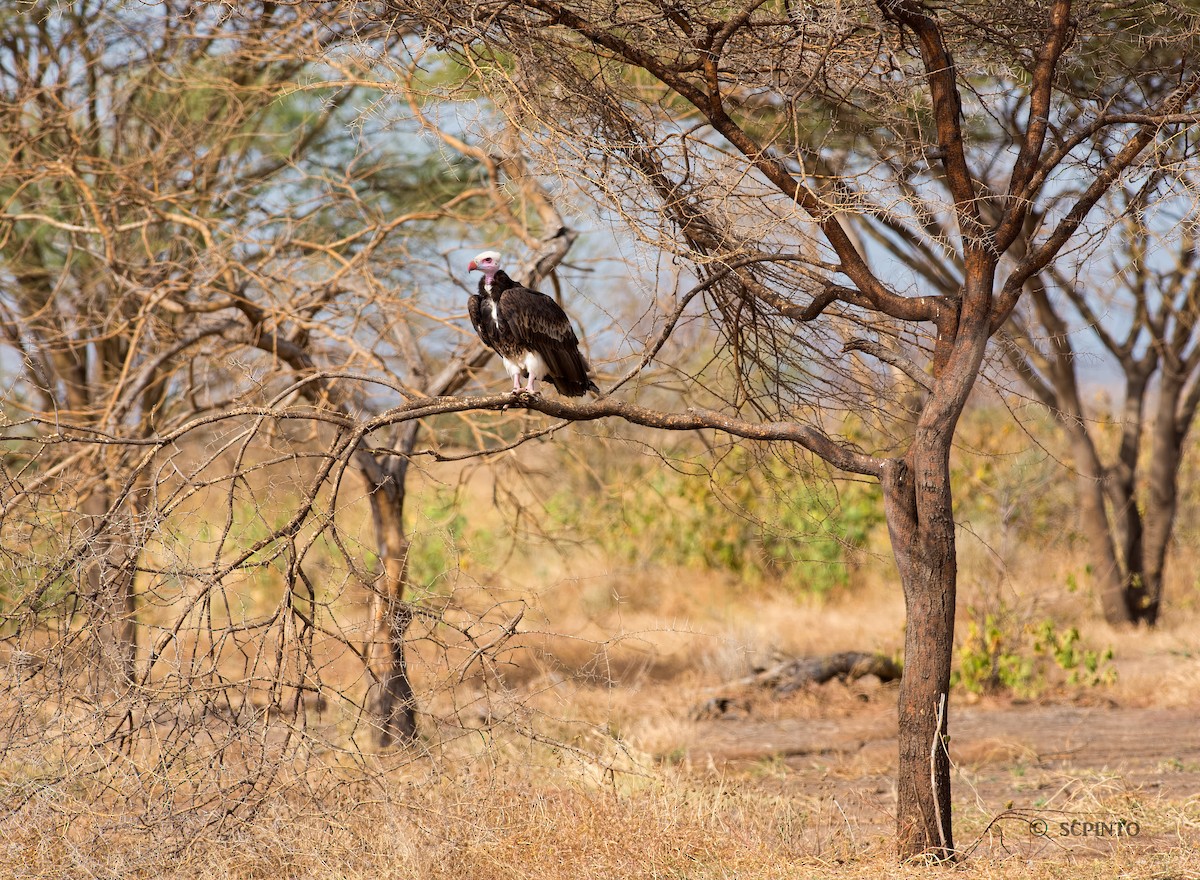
[81,476,140,697]
[1011,270,1189,627]
[769,652,903,695]
[692,651,901,719]
[1068,431,1134,625]
[1134,375,1187,625]
[365,455,419,745]
[884,445,956,859]
[693,651,902,714]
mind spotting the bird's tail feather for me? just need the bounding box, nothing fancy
[544,348,597,397]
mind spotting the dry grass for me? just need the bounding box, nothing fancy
[9,553,1198,879]
[5,764,1198,879]
[5,433,1200,878]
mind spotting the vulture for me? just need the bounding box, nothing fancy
[467,251,599,397]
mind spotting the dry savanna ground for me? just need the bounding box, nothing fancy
[4,442,1200,880]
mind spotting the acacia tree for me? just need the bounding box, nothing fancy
[0,0,379,693]
[793,38,1200,628]
[1003,176,1200,627]
[396,0,1200,858]
[0,0,576,753]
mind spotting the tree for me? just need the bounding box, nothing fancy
[793,23,1200,628]
[0,0,377,695]
[1004,173,1200,626]
[395,0,1200,859]
[0,0,574,753]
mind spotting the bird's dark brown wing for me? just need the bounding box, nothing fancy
[468,294,500,351]
[498,286,596,396]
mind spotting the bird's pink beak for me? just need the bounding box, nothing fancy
[468,260,478,272]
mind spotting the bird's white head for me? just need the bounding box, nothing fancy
[468,250,502,277]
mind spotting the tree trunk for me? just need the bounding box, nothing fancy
[366,467,418,746]
[1019,281,1156,627]
[879,261,993,860]
[1132,374,1186,625]
[883,456,955,861]
[81,478,139,697]
[1066,429,1136,625]
[1068,370,1182,627]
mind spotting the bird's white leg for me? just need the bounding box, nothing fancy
[524,373,538,394]
[511,372,523,393]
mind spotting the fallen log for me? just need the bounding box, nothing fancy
[692,651,902,719]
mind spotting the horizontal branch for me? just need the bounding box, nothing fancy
[5,391,889,480]
[842,339,933,392]
[0,211,154,235]
[365,393,887,478]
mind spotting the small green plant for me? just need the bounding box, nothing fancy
[954,613,1037,697]
[1030,619,1117,688]
[954,608,1116,697]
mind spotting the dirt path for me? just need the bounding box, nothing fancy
[687,703,1200,856]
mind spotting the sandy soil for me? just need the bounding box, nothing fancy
[685,695,1200,859]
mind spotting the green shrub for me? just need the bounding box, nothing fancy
[953,608,1116,697]
[406,486,468,597]
[545,444,884,596]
